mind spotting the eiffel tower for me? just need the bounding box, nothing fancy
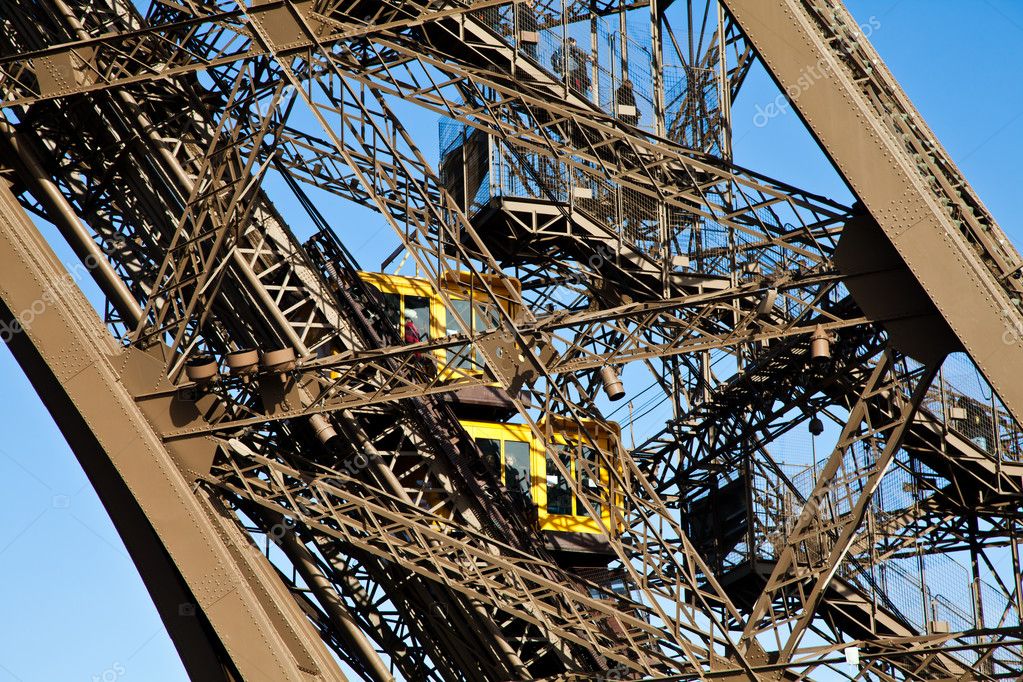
[0,1,1021,680]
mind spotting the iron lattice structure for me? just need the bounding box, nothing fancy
[0,0,1022,680]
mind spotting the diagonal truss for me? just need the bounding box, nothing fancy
[0,0,1021,680]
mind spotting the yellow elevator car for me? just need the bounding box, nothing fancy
[461,416,623,547]
[358,270,521,380]
[360,271,623,554]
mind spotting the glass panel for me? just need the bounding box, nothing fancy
[504,440,531,503]
[472,301,494,367]
[365,283,401,330]
[447,298,475,369]
[381,292,401,329]
[476,438,502,478]
[577,445,601,518]
[607,574,629,596]
[475,301,498,331]
[546,445,573,516]
[404,295,431,341]
[589,576,629,600]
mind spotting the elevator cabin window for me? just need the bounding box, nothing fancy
[460,419,619,537]
[360,273,495,374]
[447,298,491,370]
[546,442,601,519]
[475,436,531,504]
[375,290,431,340]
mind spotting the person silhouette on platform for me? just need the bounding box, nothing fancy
[616,78,639,126]
[403,309,437,376]
[552,37,592,97]
[516,0,540,61]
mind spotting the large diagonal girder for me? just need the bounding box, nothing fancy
[2,0,1023,680]
[721,0,1023,424]
[0,3,649,678]
[0,176,348,682]
[0,0,769,678]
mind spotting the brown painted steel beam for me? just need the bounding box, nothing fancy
[721,0,1023,424]
[0,176,347,681]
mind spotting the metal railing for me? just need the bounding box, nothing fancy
[467,1,722,150]
[925,353,1023,463]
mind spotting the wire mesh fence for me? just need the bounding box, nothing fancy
[664,64,721,153]
[922,352,1023,462]
[439,119,494,218]
[752,442,1023,670]
[441,115,696,270]
[466,1,724,148]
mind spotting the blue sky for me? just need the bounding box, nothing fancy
[1,2,1021,679]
